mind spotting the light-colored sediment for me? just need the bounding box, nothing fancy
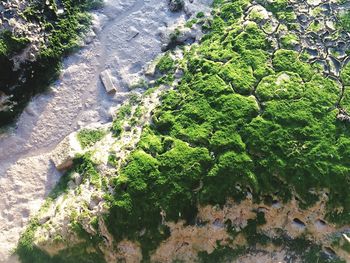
[0,0,212,261]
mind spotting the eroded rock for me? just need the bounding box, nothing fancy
[100,70,117,93]
[50,132,82,171]
[168,0,185,12]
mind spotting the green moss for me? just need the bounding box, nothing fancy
[338,11,350,32]
[77,129,105,149]
[256,72,304,102]
[111,103,132,136]
[0,0,103,126]
[232,23,269,51]
[19,0,350,261]
[265,0,289,13]
[220,60,256,94]
[218,0,249,21]
[74,154,101,188]
[0,30,30,56]
[341,62,350,85]
[280,33,299,49]
[196,12,205,18]
[273,49,313,81]
[341,87,350,112]
[156,53,176,74]
[185,19,198,28]
[308,20,323,32]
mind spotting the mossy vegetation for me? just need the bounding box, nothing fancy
[77,129,105,149]
[103,0,350,260]
[0,0,102,126]
[0,30,30,56]
[338,11,350,32]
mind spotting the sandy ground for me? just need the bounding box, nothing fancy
[0,0,212,261]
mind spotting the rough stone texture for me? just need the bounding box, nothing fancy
[50,132,82,171]
[100,70,117,93]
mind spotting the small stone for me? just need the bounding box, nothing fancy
[124,124,132,132]
[100,70,117,93]
[73,172,83,185]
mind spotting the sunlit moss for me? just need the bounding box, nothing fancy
[273,49,313,81]
[256,71,304,102]
[341,62,350,85]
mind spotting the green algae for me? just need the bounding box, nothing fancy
[104,1,350,259]
[77,129,106,149]
[0,0,102,126]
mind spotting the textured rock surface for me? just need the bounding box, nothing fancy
[50,133,82,171]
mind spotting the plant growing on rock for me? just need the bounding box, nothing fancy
[17,0,350,261]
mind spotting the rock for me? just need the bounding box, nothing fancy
[124,124,132,132]
[38,206,55,225]
[247,5,270,21]
[100,70,117,93]
[342,233,350,243]
[327,56,341,76]
[88,195,102,210]
[144,61,157,77]
[292,218,306,230]
[50,132,82,171]
[111,92,129,103]
[67,180,75,189]
[73,172,82,185]
[168,0,184,12]
[307,0,322,6]
[337,111,350,122]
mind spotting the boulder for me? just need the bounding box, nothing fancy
[50,132,82,171]
[100,69,117,93]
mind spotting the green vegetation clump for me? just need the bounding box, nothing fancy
[218,0,249,21]
[273,49,313,81]
[0,0,102,126]
[280,33,299,49]
[103,0,350,259]
[341,88,350,112]
[77,129,105,149]
[341,63,350,85]
[0,30,30,56]
[111,103,132,137]
[156,53,175,74]
[338,11,350,32]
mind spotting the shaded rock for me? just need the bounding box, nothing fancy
[168,0,185,12]
[337,109,350,122]
[292,218,306,229]
[72,172,82,185]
